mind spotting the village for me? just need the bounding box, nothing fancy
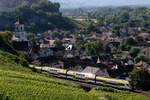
[11,17,150,80]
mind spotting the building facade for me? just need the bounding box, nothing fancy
[14,17,28,41]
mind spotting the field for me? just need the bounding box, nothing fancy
[0,51,150,100]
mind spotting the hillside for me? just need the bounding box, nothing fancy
[0,51,100,100]
[0,0,76,32]
[0,50,149,100]
[0,0,39,12]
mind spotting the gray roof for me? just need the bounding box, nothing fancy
[82,66,100,74]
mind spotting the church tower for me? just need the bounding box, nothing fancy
[14,17,27,41]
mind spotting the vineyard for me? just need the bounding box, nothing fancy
[0,51,150,100]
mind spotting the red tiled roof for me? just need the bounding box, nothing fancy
[138,33,150,37]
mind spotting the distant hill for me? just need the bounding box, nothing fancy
[0,0,76,32]
[0,0,39,12]
[51,0,150,8]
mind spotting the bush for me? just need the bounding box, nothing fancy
[129,67,150,90]
[0,51,29,67]
[134,55,147,63]
[129,47,140,58]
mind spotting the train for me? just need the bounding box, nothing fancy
[29,65,132,90]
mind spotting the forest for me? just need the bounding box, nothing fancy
[0,0,76,33]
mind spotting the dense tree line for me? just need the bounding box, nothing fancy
[63,6,150,35]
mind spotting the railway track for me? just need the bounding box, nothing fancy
[45,74,150,98]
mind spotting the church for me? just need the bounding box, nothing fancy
[12,17,29,51]
[13,17,28,41]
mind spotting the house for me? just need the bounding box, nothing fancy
[137,42,150,47]
[51,61,64,68]
[85,33,106,42]
[140,47,150,61]
[82,66,110,77]
[108,37,122,42]
[102,31,113,38]
[107,41,120,50]
[135,61,150,68]
[39,44,53,57]
[64,51,74,58]
[63,36,76,45]
[65,44,73,51]
[138,33,150,41]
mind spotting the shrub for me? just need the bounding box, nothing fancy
[129,67,150,90]
[134,55,147,63]
[0,51,29,67]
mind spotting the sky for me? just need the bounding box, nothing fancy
[50,0,150,8]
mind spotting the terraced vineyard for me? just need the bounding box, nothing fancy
[0,53,100,100]
[0,51,149,100]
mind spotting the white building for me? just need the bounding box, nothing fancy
[14,17,28,41]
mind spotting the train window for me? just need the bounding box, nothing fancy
[126,84,130,87]
[76,73,85,78]
[50,69,57,73]
[119,83,125,86]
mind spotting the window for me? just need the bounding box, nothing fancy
[76,73,85,78]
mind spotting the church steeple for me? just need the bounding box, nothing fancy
[14,17,27,41]
[15,16,22,25]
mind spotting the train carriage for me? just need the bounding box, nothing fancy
[96,76,131,89]
[49,67,67,78]
[67,70,76,80]
[29,65,132,90]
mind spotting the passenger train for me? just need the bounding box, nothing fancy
[29,65,132,90]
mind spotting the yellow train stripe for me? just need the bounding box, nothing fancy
[42,68,49,70]
[96,76,129,84]
[67,72,74,74]
[35,67,42,69]
[60,70,66,73]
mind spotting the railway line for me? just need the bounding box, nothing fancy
[30,65,132,90]
[30,65,150,98]
[44,72,150,98]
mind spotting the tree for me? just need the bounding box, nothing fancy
[26,33,35,40]
[120,37,137,51]
[118,11,129,23]
[124,37,137,46]
[51,32,59,39]
[120,44,131,51]
[111,48,117,54]
[54,40,64,48]
[121,55,133,60]
[135,36,144,42]
[84,40,103,56]
[134,55,147,63]
[129,48,140,58]
[0,0,76,32]
[63,32,70,38]
[74,40,84,51]
[129,67,150,90]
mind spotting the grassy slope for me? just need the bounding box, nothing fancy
[0,52,149,100]
[0,53,99,100]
